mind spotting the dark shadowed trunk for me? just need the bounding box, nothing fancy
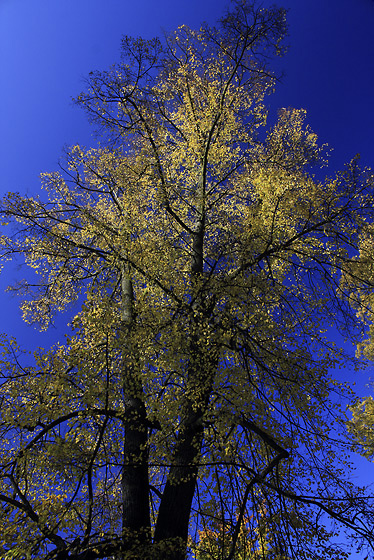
[120,267,151,552]
[153,215,215,560]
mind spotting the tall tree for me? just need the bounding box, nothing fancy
[1,1,374,559]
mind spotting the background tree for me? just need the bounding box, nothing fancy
[347,395,374,460]
[193,497,291,560]
[1,1,374,559]
[342,231,374,468]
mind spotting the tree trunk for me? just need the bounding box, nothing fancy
[120,266,151,553]
[153,403,206,560]
[121,392,151,545]
[154,320,217,559]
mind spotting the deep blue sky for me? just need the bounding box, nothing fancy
[1,0,374,554]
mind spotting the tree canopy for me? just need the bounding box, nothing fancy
[1,1,374,559]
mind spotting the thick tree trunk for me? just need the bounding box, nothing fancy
[154,318,217,559]
[153,404,205,559]
[120,266,151,553]
[122,213,211,559]
[121,393,151,544]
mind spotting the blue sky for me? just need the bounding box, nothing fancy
[1,0,374,555]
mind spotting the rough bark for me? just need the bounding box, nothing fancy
[120,266,151,551]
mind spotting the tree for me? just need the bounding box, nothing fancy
[1,1,374,559]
